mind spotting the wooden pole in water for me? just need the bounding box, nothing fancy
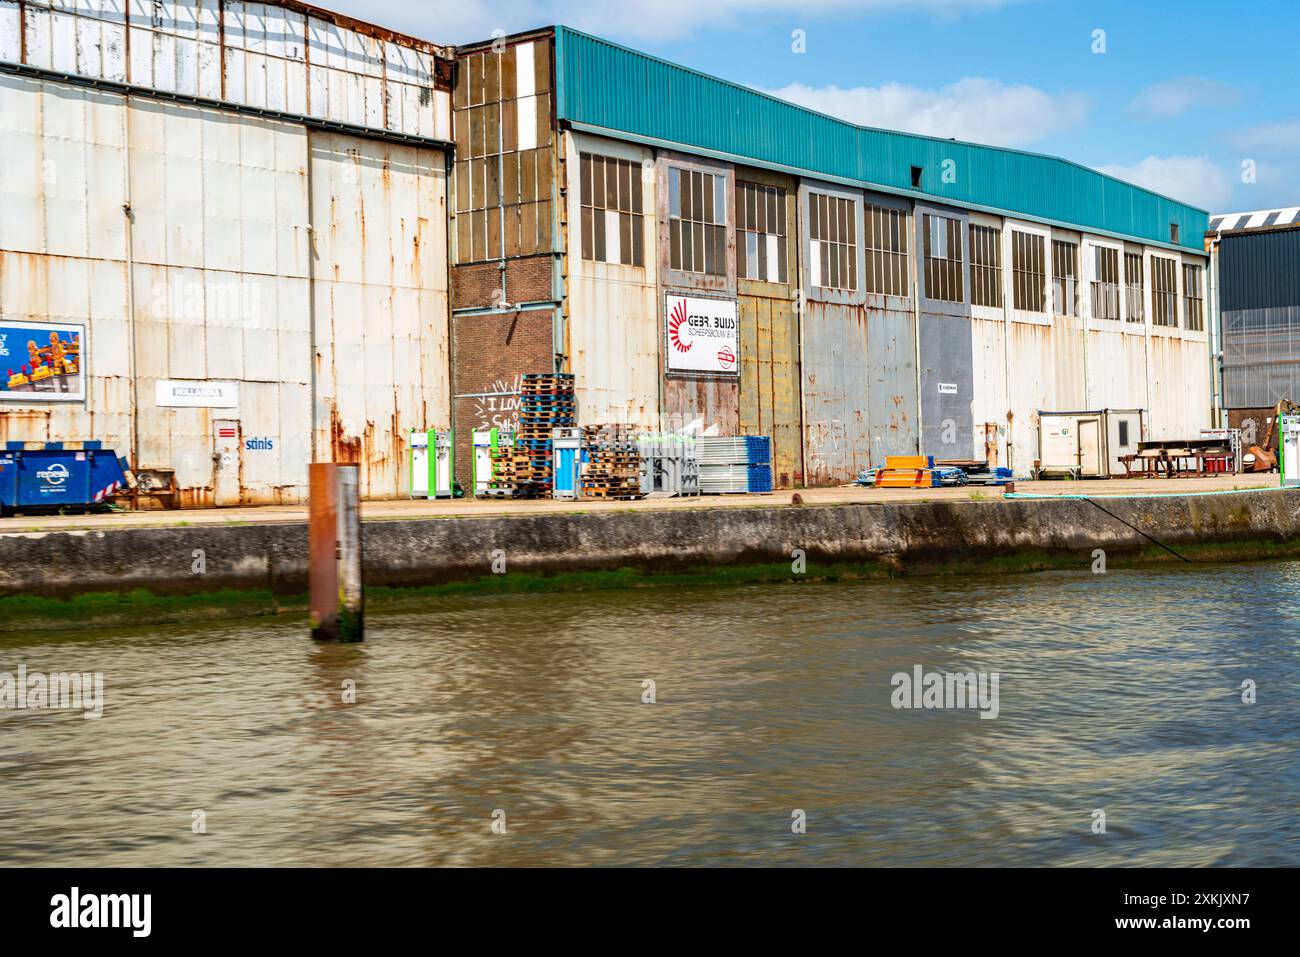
[309,462,364,641]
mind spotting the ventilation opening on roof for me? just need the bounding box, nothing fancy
[910,166,923,189]
[1170,223,1180,244]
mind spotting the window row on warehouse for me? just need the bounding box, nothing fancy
[568,145,1207,331]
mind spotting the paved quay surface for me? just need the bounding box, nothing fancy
[0,473,1279,534]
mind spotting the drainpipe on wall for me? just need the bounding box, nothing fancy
[1207,235,1224,427]
[122,95,139,474]
[911,238,923,456]
[305,132,318,463]
[795,191,807,487]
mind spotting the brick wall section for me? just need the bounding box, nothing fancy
[452,255,555,310]
[451,306,555,487]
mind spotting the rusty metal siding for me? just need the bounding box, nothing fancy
[310,129,450,500]
[736,164,800,487]
[563,130,659,429]
[798,179,871,485]
[914,202,973,461]
[657,149,739,434]
[6,1,452,141]
[1,71,449,506]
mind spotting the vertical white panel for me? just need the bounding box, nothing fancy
[223,46,245,105]
[51,10,77,73]
[516,40,535,98]
[0,3,20,63]
[154,30,176,91]
[128,25,151,85]
[517,94,537,150]
[196,39,221,99]
[175,34,198,95]
[24,8,53,69]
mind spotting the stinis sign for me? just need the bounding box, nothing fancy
[665,294,739,376]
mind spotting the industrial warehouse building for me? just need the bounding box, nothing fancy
[1207,207,1300,445]
[0,0,455,504]
[1,5,1214,503]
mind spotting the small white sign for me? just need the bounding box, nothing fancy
[156,380,240,409]
[938,382,958,395]
[665,294,739,376]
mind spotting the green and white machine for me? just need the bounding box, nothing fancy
[409,428,454,499]
[472,428,513,496]
[1281,414,1300,487]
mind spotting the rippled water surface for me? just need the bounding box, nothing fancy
[2,562,1298,866]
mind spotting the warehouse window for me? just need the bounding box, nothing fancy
[580,153,644,267]
[737,182,787,283]
[1124,252,1145,323]
[969,224,1002,308]
[808,192,858,292]
[669,167,726,276]
[864,203,909,297]
[1152,255,1179,327]
[1091,246,1120,320]
[1183,262,1204,331]
[1052,240,1079,316]
[1011,230,1046,312]
[923,213,963,303]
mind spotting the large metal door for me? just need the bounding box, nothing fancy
[213,420,242,506]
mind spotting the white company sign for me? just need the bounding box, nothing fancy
[665,294,739,376]
[155,380,240,409]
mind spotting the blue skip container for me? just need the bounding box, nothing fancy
[0,442,130,515]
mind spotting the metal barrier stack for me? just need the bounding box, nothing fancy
[696,436,773,494]
[637,432,700,497]
[580,424,644,500]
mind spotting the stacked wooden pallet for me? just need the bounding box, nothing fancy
[512,372,576,499]
[487,446,551,498]
[580,424,644,500]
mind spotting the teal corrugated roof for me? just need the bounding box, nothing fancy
[554,27,1207,252]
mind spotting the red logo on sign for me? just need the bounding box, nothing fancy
[717,346,735,370]
[668,299,693,353]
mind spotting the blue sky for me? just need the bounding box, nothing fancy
[335,0,1300,214]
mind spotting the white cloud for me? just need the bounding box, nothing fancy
[1097,156,1231,211]
[1227,120,1300,155]
[318,0,1022,44]
[761,78,1090,147]
[1127,76,1239,119]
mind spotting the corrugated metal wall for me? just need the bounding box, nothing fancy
[736,165,801,488]
[1220,227,1300,409]
[563,131,659,429]
[553,27,1208,253]
[310,130,451,500]
[3,0,451,140]
[915,202,973,460]
[1,67,449,504]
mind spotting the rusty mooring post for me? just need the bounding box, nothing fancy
[309,462,364,641]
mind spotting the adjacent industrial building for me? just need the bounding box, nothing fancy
[1,5,1216,504]
[1207,206,1300,444]
[0,0,454,504]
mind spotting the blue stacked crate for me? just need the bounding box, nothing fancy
[516,372,576,498]
[745,435,773,493]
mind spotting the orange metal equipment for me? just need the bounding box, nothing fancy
[874,455,934,488]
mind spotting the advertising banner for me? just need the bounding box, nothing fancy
[665,294,739,376]
[0,320,85,402]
